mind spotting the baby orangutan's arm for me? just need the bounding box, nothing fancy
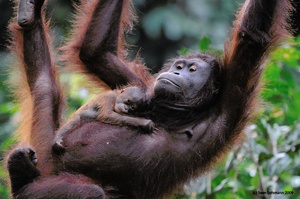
[53,89,153,153]
[98,89,154,131]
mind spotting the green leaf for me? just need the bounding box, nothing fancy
[198,36,212,51]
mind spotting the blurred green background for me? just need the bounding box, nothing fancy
[0,0,300,198]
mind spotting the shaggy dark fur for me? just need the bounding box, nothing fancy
[6,0,292,198]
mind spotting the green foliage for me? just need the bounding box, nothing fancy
[0,52,16,199]
[262,38,300,124]
[0,37,300,199]
[0,3,299,197]
[180,37,300,199]
[198,36,212,51]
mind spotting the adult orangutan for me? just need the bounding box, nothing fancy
[6,0,292,198]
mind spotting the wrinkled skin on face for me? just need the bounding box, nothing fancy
[154,58,212,102]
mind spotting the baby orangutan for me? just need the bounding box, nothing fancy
[53,86,154,152]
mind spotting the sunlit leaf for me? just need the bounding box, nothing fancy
[198,36,212,51]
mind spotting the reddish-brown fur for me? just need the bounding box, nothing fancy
[60,0,153,89]
[6,0,292,198]
[52,86,153,153]
[7,0,64,176]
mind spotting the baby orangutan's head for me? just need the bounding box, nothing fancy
[114,86,147,113]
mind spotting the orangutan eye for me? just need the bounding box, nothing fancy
[189,65,197,72]
[130,104,137,110]
[176,63,184,70]
[123,99,131,105]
